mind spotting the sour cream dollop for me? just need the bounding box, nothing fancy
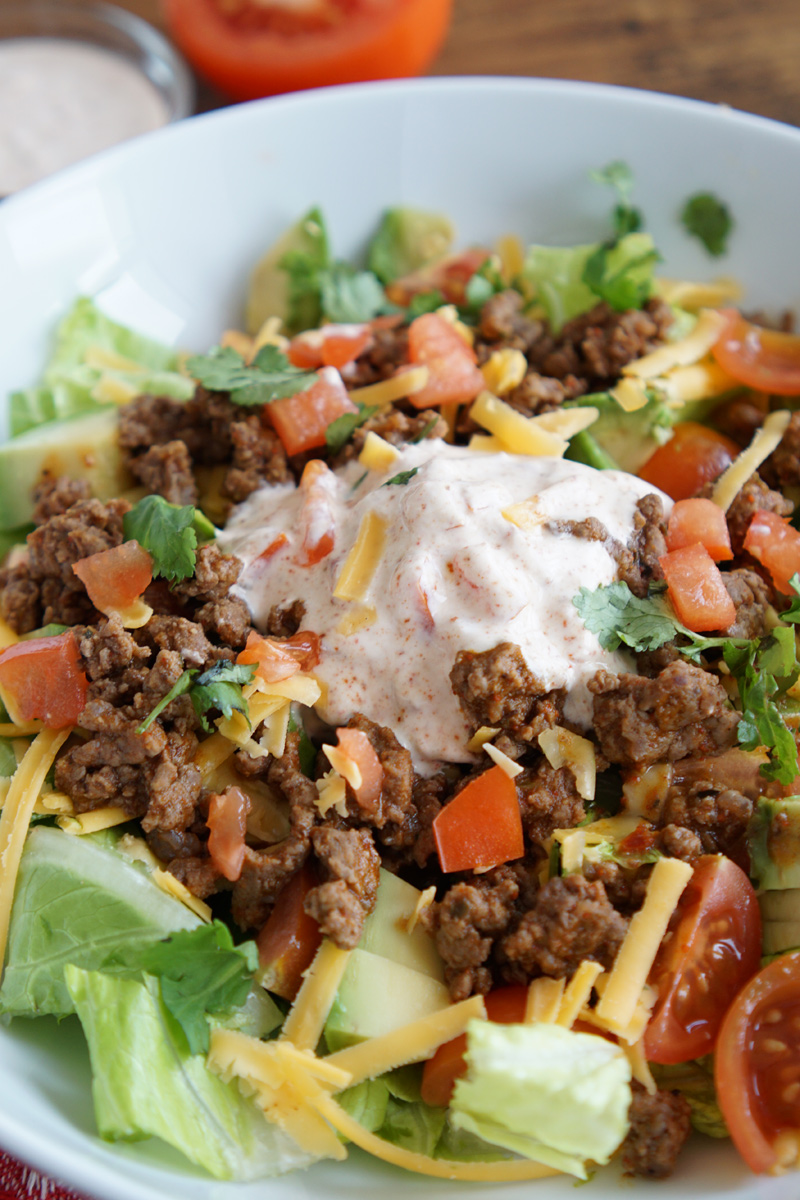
[219,441,669,771]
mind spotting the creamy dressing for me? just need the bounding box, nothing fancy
[0,39,170,194]
[219,442,670,771]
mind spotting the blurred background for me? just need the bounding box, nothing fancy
[111,0,800,125]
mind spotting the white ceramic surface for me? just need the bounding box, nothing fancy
[1,76,800,1200]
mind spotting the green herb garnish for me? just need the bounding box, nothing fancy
[680,192,733,257]
[185,343,316,408]
[383,467,420,487]
[325,402,380,455]
[138,661,257,734]
[123,495,199,584]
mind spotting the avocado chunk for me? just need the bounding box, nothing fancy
[759,888,800,955]
[0,407,131,531]
[749,797,800,891]
[323,947,451,1051]
[359,868,443,981]
[367,208,454,284]
[246,206,329,335]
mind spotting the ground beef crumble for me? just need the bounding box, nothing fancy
[450,642,564,742]
[622,1082,692,1179]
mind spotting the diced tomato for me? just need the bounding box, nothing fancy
[386,248,492,307]
[637,421,740,501]
[297,458,336,565]
[72,540,153,613]
[743,509,800,595]
[163,0,453,102]
[659,543,737,632]
[406,312,485,410]
[715,952,800,1173]
[256,862,323,1001]
[644,856,762,1064]
[665,497,733,562]
[334,727,383,815]
[712,307,800,396]
[288,324,373,371]
[421,985,527,1107]
[256,533,289,563]
[267,366,357,457]
[432,764,523,874]
[207,785,251,882]
[238,629,321,683]
[0,631,87,729]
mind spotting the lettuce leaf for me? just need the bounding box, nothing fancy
[450,1020,631,1178]
[0,826,201,1018]
[10,298,193,436]
[64,966,310,1180]
[522,232,657,333]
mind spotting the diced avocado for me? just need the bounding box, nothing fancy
[246,206,329,335]
[368,208,455,285]
[323,947,451,1051]
[759,889,800,955]
[359,868,443,981]
[0,407,131,531]
[749,798,800,891]
[581,393,673,474]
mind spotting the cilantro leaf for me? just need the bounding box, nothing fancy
[461,259,505,315]
[680,192,733,257]
[573,581,680,652]
[406,290,445,320]
[123,495,197,584]
[383,467,420,487]
[589,160,642,237]
[279,206,330,334]
[137,661,256,735]
[288,704,316,778]
[325,402,380,456]
[320,264,389,324]
[582,241,660,311]
[185,344,316,408]
[779,574,800,624]
[102,922,259,1054]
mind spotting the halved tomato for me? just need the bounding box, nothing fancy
[644,855,762,1065]
[637,421,740,501]
[163,0,453,101]
[715,952,800,1173]
[712,308,800,396]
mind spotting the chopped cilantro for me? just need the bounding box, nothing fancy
[461,259,504,315]
[406,290,445,320]
[410,416,439,444]
[383,467,420,487]
[320,263,389,324]
[325,402,380,455]
[582,240,660,311]
[680,192,733,257]
[288,704,316,778]
[137,661,257,734]
[279,206,330,334]
[101,921,258,1054]
[589,160,642,237]
[350,470,369,494]
[123,495,198,584]
[574,579,800,784]
[185,343,316,408]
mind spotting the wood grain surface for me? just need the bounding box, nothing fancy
[73,0,800,128]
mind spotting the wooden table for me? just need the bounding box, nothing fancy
[113,0,800,127]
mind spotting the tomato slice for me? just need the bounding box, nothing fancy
[665,497,733,562]
[288,324,373,371]
[163,0,453,101]
[421,984,527,1107]
[72,540,153,613]
[207,785,251,882]
[743,509,800,595]
[267,366,358,458]
[658,543,737,632]
[637,421,740,501]
[406,312,485,410]
[256,862,322,1001]
[386,248,492,307]
[238,629,321,683]
[715,952,800,1173]
[712,308,800,396]
[432,765,523,873]
[0,631,87,729]
[644,855,761,1065]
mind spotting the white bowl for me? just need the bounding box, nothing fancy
[1,75,799,1200]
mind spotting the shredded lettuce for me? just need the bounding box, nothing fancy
[9,298,193,437]
[450,1020,631,1178]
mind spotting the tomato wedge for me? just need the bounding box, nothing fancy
[421,985,527,1107]
[432,764,523,873]
[0,631,87,729]
[715,952,800,1173]
[267,366,357,458]
[207,785,251,882]
[406,312,485,410]
[712,308,800,396]
[743,509,800,595]
[665,497,733,562]
[658,543,737,632]
[72,540,153,613]
[163,0,453,101]
[644,855,761,1065]
[256,862,322,1001]
[637,421,740,501]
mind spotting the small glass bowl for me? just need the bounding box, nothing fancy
[0,0,195,127]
